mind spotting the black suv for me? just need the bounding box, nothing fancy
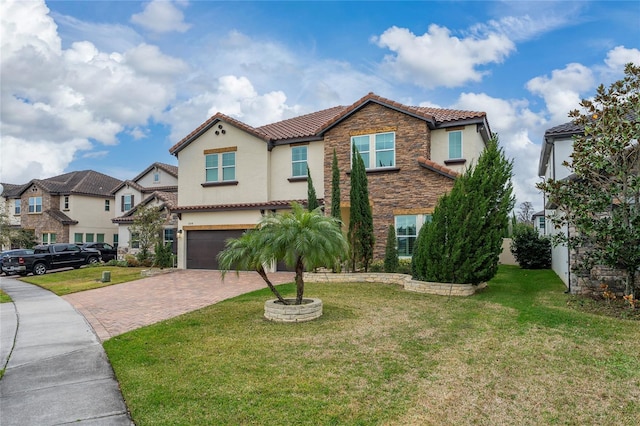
[81,242,117,262]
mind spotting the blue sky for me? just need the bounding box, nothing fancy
[1,0,639,211]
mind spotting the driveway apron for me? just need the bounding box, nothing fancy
[0,277,132,425]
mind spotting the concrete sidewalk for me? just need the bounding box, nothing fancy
[0,277,132,425]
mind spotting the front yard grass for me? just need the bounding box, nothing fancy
[104,266,640,425]
[20,266,147,295]
[0,289,11,303]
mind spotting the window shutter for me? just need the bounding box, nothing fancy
[121,195,124,212]
[132,195,134,207]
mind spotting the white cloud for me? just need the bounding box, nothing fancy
[526,63,594,125]
[0,0,183,182]
[165,75,298,142]
[604,46,640,69]
[454,92,547,210]
[373,24,515,88]
[0,136,91,184]
[130,0,191,34]
[123,43,189,81]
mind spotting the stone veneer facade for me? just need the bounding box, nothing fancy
[322,102,455,261]
[19,184,70,243]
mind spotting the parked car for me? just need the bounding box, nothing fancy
[81,242,117,262]
[2,243,101,276]
[1,249,35,275]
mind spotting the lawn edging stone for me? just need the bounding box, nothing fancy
[304,272,485,296]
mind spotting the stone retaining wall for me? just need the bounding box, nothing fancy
[304,272,485,296]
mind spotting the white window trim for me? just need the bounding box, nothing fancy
[205,152,236,182]
[351,132,396,170]
[291,145,308,177]
[28,196,42,213]
[395,214,432,258]
[448,130,463,160]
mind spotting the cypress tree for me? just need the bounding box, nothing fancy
[413,136,514,284]
[307,167,319,211]
[384,224,399,273]
[348,144,375,272]
[331,149,341,221]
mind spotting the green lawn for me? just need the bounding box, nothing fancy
[20,266,147,295]
[104,266,640,425]
[0,289,11,303]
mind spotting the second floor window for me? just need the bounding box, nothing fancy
[105,200,110,211]
[29,196,42,213]
[14,199,21,215]
[351,132,395,169]
[291,146,308,177]
[448,130,463,159]
[122,195,134,212]
[64,196,69,210]
[153,171,160,183]
[206,152,236,182]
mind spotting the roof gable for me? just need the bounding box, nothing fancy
[16,171,121,197]
[169,92,491,156]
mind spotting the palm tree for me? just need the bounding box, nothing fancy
[218,202,348,305]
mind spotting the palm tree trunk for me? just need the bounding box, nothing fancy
[256,265,289,305]
[295,256,304,305]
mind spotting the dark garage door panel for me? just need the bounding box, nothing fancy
[186,230,245,269]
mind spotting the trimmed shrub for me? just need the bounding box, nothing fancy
[510,225,551,269]
[384,225,399,273]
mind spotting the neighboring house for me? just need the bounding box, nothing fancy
[111,162,179,257]
[0,183,25,249]
[532,210,546,236]
[4,171,122,246]
[538,121,582,287]
[538,120,638,294]
[169,92,491,270]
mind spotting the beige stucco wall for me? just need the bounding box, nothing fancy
[430,126,485,173]
[136,167,178,188]
[114,186,142,215]
[67,195,118,244]
[269,142,325,201]
[176,122,269,206]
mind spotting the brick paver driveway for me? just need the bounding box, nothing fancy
[63,270,295,341]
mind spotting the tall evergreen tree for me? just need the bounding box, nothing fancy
[331,149,341,221]
[348,144,375,272]
[413,136,514,284]
[307,167,319,211]
[384,224,399,273]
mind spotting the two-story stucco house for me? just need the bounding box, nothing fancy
[538,120,583,288]
[169,93,491,270]
[111,162,179,257]
[4,171,122,246]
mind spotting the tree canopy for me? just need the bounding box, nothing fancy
[413,136,514,284]
[537,63,640,296]
[218,202,348,305]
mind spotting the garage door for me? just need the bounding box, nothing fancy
[186,230,245,270]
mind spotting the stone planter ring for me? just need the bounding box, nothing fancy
[264,298,323,322]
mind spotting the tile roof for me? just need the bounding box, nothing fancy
[46,209,78,225]
[544,121,584,137]
[18,171,122,197]
[169,113,270,155]
[112,163,179,194]
[169,92,490,154]
[257,106,347,141]
[171,199,322,213]
[417,157,459,179]
[0,183,27,198]
[112,191,178,223]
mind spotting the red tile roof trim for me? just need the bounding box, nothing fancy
[417,157,459,179]
[172,199,323,213]
[168,92,489,156]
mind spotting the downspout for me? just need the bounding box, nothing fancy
[566,225,571,294]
